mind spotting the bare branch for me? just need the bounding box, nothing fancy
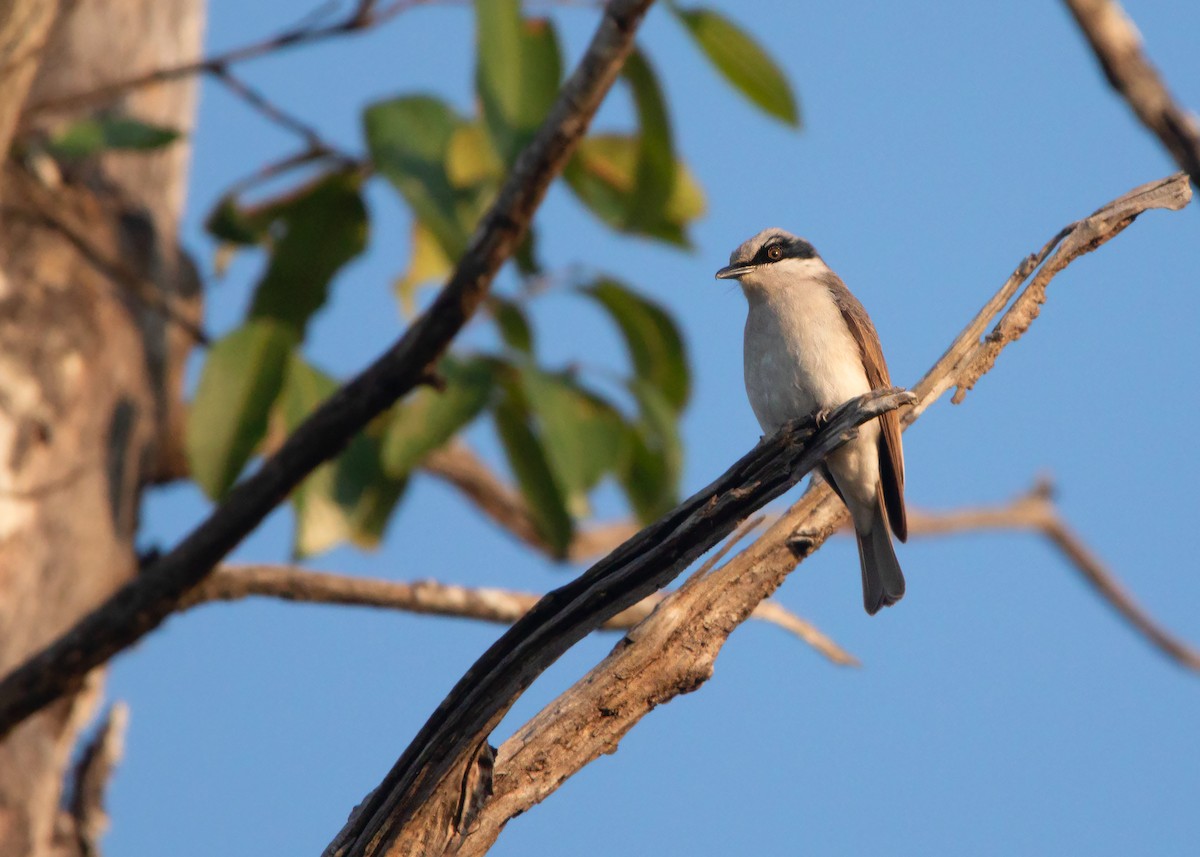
[23,0,433,118]
[443,173,1193,856]
[66,702,129,857]
[0,0,659,742]
[321,388,915,856]
[1063,0,1200,190]
[905,481,1200,670]
[907,173,1191,415]
[209,65,357,165]
[180,524,858,667]
[422,442,639,562]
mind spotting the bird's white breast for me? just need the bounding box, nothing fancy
[741,263,871,435]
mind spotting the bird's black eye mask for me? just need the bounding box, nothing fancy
[748,236,817,266]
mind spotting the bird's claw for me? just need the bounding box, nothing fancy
[812,407,833,428]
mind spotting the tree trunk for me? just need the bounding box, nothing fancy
[0,2,203,854]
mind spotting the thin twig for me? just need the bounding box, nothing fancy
[1063,0,1200,190]
[209,65,356,163]
[0,0,659,744]
[903,481,1200,670]
[23,0,434,118]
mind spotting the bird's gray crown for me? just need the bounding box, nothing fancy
[728,228,819,268]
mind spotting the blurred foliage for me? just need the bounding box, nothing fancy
[44,114,180,160]
[185,1,799,559]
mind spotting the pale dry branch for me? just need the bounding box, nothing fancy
[904,482,1200,670]
[1064,0,1200,189]
[422,442,639,562]
[907,173,1191,414]
[0,0,659,741]
[322,387,914,856]
[178,559,857,665]
[442,173,1193,857]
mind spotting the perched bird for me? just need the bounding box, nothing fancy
[716,228,908,614]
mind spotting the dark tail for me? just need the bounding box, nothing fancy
[856,498,905,615]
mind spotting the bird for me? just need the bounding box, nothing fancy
[715,228,907,615]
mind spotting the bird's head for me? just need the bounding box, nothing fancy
[714,228,824,293]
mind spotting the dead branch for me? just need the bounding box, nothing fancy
[209,65,357,166]
[321,387,915,857]
[23,0,432,119]
[904,481,1200,670]
[1063,0,1200,189]
[179,557,858,667]
[0,0,659,742]
[441,173,1192,857]
[907,173,1191,414]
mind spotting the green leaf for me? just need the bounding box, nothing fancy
[445,122,505,189]
[187,320,295,499]
[365,95,470,259]
[395,222,453,317]
[493,392,573,558]
[248,174,368,338]
[672,6,800,126]
[205,194,270,245]
[565,135,705,245]
[475,1,563,163]
[517,366,626,518]
[622,49,675,231]
[380,355,494,478]
[583,278,690,413]
[46,116,180,160]
[489,297,534,354]
[618,379,683,522]
[283,356,407,557]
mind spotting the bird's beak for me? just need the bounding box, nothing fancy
[714,263,753,280]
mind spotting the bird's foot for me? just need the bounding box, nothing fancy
[812,406,833,428]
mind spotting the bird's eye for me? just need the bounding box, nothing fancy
[766,244,783,261]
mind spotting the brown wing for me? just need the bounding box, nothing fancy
[821,272,908,542]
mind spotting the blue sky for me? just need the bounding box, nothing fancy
[109,2,1200,855]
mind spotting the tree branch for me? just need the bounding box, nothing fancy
[209,65,357,165]
[1063,0,1200,191]
[439,173,1192,857]
[180,557,860,667]
[904,480,1200,670]
[22,0,432,118]
[0,0,659,742]
[321,387,915,857]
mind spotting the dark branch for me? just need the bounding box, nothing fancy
[0,0,658,743]
[322,388,914,857]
